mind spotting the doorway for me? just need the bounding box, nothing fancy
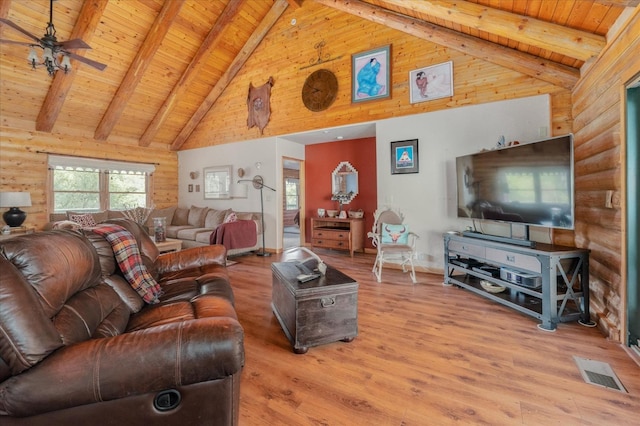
[283,158,302,249]
[626,76,639,352]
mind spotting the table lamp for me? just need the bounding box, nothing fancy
[0,191,32,227]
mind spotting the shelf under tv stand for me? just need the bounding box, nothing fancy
[443,233,594,331]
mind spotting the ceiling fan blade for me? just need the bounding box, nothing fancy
[65,51,107,71]
[0,18,42,44]
[0,39,34,47]
[58,38,91,50]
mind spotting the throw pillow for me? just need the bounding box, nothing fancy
[68,214,97,228]
[224,211,238,223]
[145,206,177,229]
[381,223,409,245]
[204,208,229,228]
[66,210,108,223]
[173,207,189,225]
[188,206,209,227]
[236,212,254,220]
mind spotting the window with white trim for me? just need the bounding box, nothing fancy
[48,155,154,213]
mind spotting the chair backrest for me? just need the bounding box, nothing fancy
[372,208,405,236]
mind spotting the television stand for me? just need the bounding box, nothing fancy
[444,233,593,331]
[462,230,536,248]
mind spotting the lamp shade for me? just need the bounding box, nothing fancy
[0,192,32,208]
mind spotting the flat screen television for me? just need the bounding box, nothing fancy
[456,134,574,230]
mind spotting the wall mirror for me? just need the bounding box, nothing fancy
[203,165,232,199]
[332,161,358,204]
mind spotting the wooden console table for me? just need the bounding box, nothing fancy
[311,217,364,257]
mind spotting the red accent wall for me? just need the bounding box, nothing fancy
[305,137,377,248]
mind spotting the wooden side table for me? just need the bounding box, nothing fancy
[154,238,182,253]
[0,226,36,241]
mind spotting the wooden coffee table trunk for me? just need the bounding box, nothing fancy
[271,260,358,354]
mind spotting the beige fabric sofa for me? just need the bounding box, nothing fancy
[48,205,262,256]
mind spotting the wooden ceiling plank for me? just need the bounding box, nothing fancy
[35,0,108,133]
[169,0,290,151]
[378,0,605,61]
[139,0,247,147]
[315,0,579,90]
[0,0,11,19]
[94,0,185,141]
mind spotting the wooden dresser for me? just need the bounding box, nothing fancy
[311,217,364,257]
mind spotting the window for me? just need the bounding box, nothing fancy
[285,178,299,210]
[49,155,154,213]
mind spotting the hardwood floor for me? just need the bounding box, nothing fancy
[227,249,639,425]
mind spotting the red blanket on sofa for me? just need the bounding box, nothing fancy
[209,220,257,250]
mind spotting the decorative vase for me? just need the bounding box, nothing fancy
[153,217,166,242]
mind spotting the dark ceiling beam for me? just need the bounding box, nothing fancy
[380,0,605,61]
[35,0,108,133]
[169,0,290,150]
[593,0,639,6]
[314,0,579,90]
[139,0,247,147]
[94,0,185,141]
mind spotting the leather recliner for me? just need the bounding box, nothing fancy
[0,219,244,425]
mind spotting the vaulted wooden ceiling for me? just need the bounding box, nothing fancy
[0,0,635,151]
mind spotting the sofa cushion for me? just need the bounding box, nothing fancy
[166,225,193,239]
[0,256,63,376]
[195,230,215,245]
[176,227,213,241]
[145,206,177,229]
[204,208,229,228]
[188,206,209,227]
[173,207,190,225]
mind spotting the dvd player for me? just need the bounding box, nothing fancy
[499,267,542,289]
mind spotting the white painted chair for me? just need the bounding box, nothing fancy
[367,208,419,283]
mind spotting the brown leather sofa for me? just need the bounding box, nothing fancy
[0,219,244,425]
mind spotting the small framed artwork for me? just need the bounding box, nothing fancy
[391,139,419,174]
[409,61,453,104]
[352,45,391,103]
[203,165,231,199]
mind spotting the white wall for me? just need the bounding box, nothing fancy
[178,136,305,251]
[178,95,550,265]
[375,94,550,269]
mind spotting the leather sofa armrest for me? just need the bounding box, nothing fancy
[154,245,227,275]
[0,317,244,417]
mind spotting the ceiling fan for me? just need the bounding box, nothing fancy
[0,0,107,76]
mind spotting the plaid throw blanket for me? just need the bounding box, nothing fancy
[92,224,162,304]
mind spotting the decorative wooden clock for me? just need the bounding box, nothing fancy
[301,69,338,112]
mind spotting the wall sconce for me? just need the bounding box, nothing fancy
[237,168,245,178]
[189,171,199,180]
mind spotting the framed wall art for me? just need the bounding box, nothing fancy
[203,165,232,199]
[409,61,453,104]
[390,139,419,174]
[352,45,391,103]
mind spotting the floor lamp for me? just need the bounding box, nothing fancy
[238,175,275,257]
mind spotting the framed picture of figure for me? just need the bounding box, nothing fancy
[352,45,391,103]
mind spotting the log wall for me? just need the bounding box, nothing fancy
[0,127,178,229]
[571,8,640,341]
